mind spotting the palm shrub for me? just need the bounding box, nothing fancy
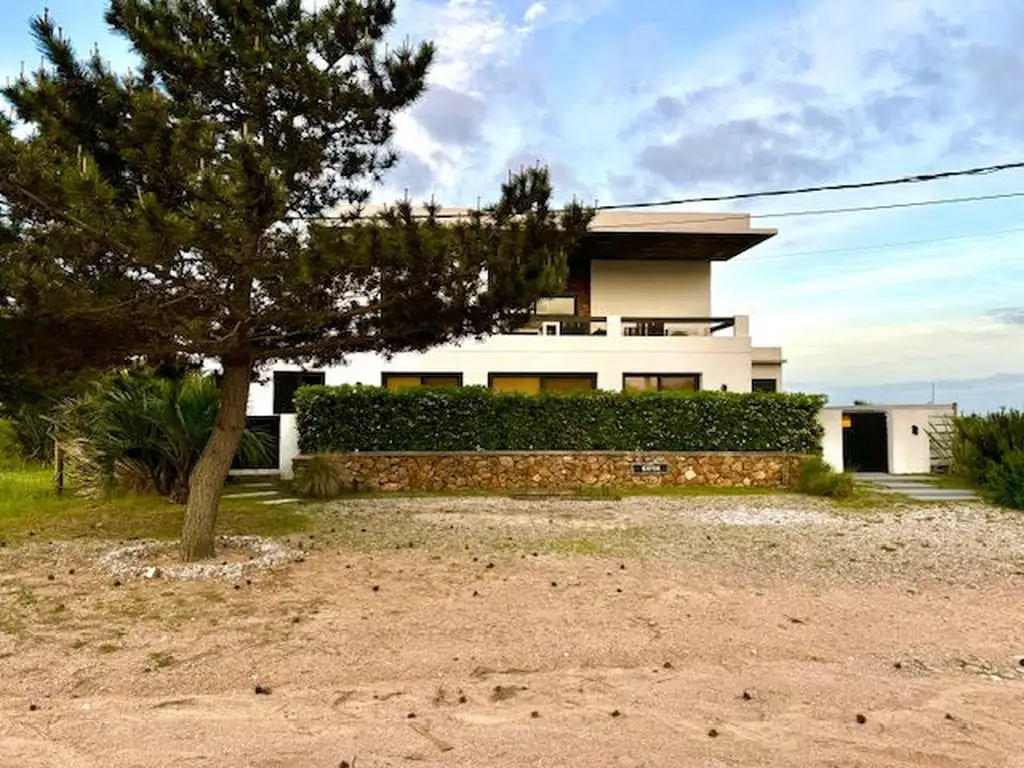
[796,456,855,499]
[949,408,1024,488]
[52,368,271,501]
[987,449,1024,510]
[292,455,354,500]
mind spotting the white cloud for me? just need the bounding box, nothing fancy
[524,2,547,24]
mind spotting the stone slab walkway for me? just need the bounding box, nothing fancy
[223,479,299,505]
[857,473,981,502]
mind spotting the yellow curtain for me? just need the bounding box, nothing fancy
[542,377,595,393]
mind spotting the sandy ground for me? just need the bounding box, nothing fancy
[2,494,1024,768]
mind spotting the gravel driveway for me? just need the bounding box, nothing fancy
[2,492,1023,768]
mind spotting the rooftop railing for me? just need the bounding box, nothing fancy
[511,315,746,337]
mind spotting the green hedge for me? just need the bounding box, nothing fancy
[295,385,826,454]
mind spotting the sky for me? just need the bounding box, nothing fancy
[1,0,1023,410]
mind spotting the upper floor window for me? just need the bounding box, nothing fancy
[535,296,577,315]
[752,378,778,393]
[623,373,701,392]
[273,370,326,414]
[382,373,463,391]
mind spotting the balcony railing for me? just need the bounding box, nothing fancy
[621,316,736,337]
[512,314,609,336]
[512,315,743,337]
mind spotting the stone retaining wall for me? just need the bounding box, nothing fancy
[294,451,807,492]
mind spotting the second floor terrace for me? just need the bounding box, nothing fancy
[512,314,745,338]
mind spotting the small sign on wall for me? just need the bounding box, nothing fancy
[631,462,668,475]
[842,416,852,428]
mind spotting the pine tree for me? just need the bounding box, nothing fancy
[0,1,593,561]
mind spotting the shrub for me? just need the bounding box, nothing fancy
[950,409,1024,486]
[0,418,17,466]
[987,449,1024,510]
[292,455,354,500]
[51,368,272,500]
[7,406,54,463]
[796,456,855,499]
[949,409,1024,508]
[295,385,826,454]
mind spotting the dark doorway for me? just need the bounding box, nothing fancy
[842,411,888,472]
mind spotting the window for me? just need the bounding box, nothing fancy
[273,370,326,414]
[535,295,577,315]
[382,373,463,391]
[489,373,597,394]
[752,378,778,393]
[623,374,701,392]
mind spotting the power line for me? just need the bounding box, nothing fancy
[587,190,1024,230]
[294,159,1024,221]
[591,160,1024,211]
[749,225,1024,262]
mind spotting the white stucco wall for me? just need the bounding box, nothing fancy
[278,415,299,478]
[818,408,844,471]
[381,333,753,391]
[590,260,711,317]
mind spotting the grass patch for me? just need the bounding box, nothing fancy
[0,465,313,543]
[147,651,178,670]
[927,473,977,490]
[495,525,652,557]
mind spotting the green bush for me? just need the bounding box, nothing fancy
[52,368,272,500]
[0,418,17,466]
[950,409,1024,487]
[949,409,1024,509]
[987,449,1024,510]
[796,456,855,499]
[7,406,54,463]
[295,385,826,454]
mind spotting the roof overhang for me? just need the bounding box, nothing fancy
[579,230,776,262]
[579,210,775,262]
[327,206,776,262]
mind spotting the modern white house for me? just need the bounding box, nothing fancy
[241,210,785,476]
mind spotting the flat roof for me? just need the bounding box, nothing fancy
[343,207,776,262]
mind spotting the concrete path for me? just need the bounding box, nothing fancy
[223,479,299,506]
[857,473,981,502]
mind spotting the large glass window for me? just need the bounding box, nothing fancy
[623,374,701,392]
[382,373,463,391]
[489,374,596,394]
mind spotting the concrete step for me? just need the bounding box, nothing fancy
[261,497,300,505]
[222,490,281,499]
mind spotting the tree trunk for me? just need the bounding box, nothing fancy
[180,359,252,561]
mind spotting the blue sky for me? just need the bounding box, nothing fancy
[2,0,1023,408]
